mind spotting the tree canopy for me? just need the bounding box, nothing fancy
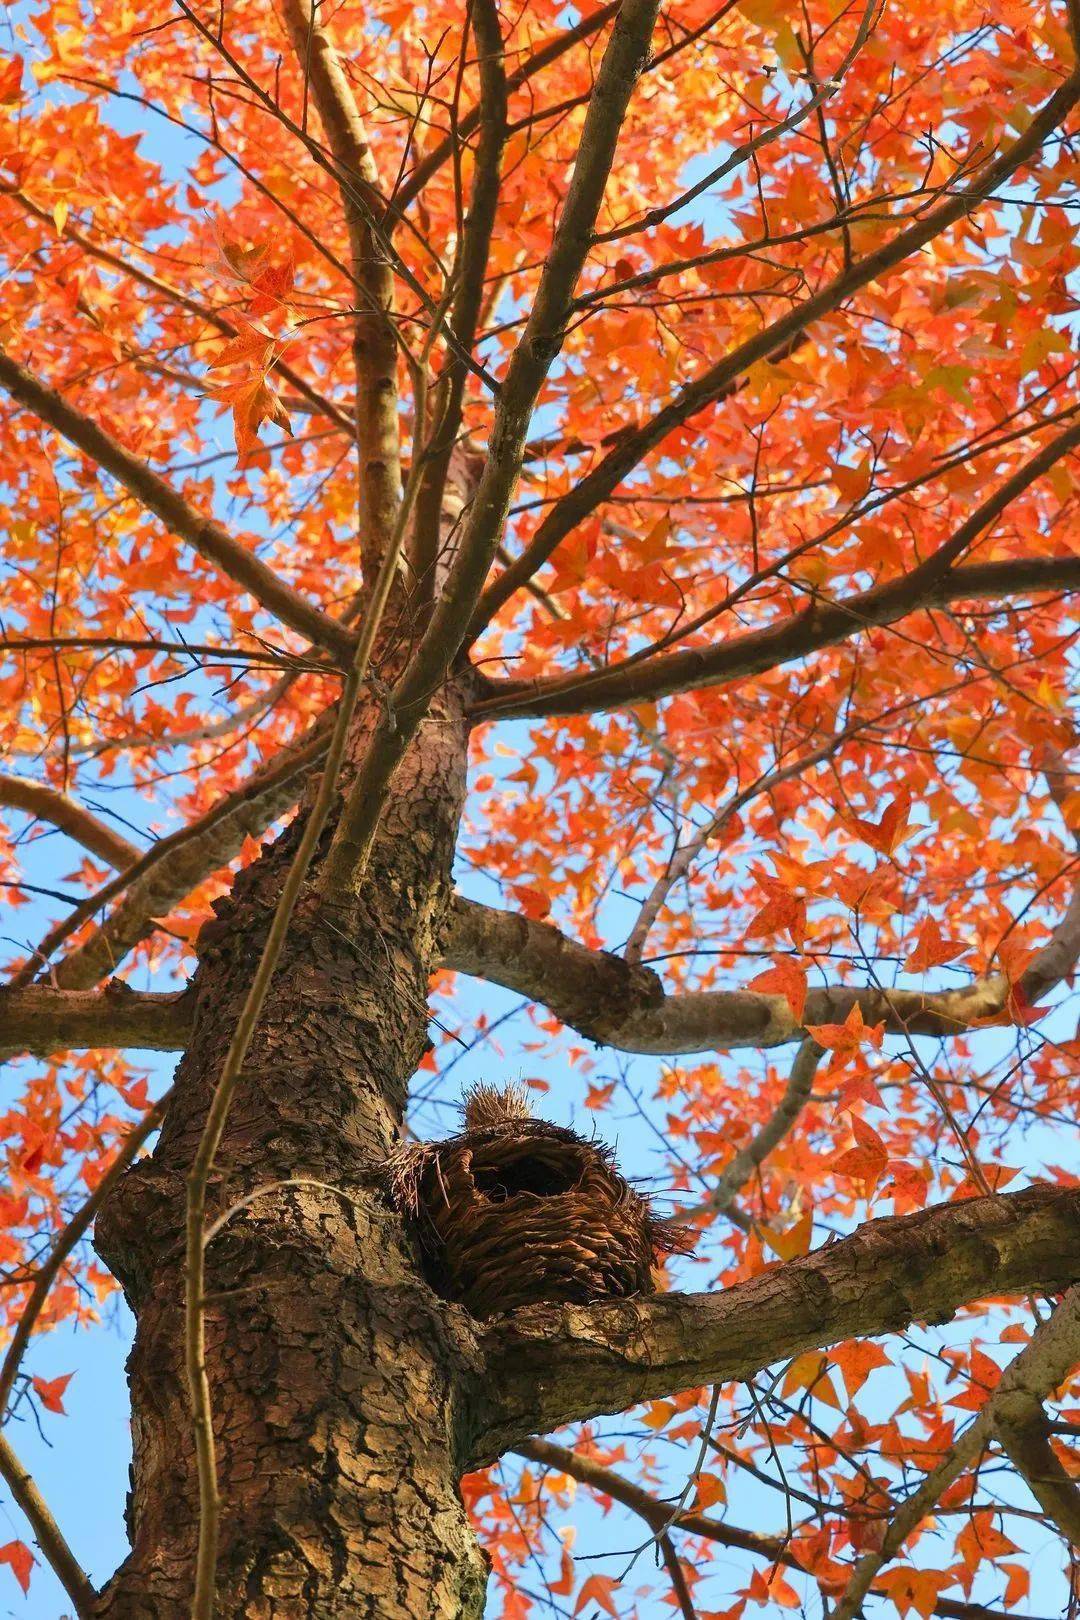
[0,0,1078,1615]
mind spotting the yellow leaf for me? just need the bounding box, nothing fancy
[761,1210,813,1260]
[781,1351,843,1409]
[642,1400,678,1430]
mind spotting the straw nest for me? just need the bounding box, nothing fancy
[387,1082,693,1318]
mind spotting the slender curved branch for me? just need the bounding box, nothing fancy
[470,1184,1080,1462]
[0,774,140,870]
[684,1038,824,1218]
[0,348,356,662]
[623,728,862,964]
[184,391,423,1616]
[830,1286,1080,1620]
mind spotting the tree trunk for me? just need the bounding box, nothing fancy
[93,678,488,1618]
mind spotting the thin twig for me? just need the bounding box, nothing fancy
[681,1040,824,1218]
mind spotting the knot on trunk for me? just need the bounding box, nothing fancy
[94,1159,186,1307]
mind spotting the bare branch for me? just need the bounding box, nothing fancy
[0,983,193,1056]
[623,729,857,964]
[595,0,883,244]
[0,348,356,662]
[0,635,329,671]
[0,774,140,870]
[442,891,1079,1054]
[471,1185,1080,1462]
[517,1435,788,1554]
[684,1039,824,1218]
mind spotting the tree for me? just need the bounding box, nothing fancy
[0,0,1078,1614]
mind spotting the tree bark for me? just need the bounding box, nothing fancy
[93,679,489,1619]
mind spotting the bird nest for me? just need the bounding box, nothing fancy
[387,1083,693,1318]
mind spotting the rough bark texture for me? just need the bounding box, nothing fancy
[93,680,489,1619]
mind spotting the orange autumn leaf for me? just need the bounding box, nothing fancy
[745,1566,801,1609]
[747,957,808,1020]
[904,916,968,973]
[0,1542,34,1596]
[781,1350,843,1409]
[693,1472,727,1509]
[32,1371,73,1414]
[875,1567,955,1619]
[846,791,914,856]
[831,1340,891,1400]
[831,1115,889,1188]
[549,1547,575,1597]
[747,871,808,949]
[0,56,22,103]
[806,1002,885,1059]
[574,1574,619,1617]
[957,1512,1019,1571]
[508,883,552,921]
[761,1210,814,1261]
[1000,1564,1030,1606]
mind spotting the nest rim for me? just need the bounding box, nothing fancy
[387,1094,694,1317]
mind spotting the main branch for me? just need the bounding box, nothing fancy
[470,1183,1080,1461]
[278,0,402,578]
[442,893,1079,1052]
